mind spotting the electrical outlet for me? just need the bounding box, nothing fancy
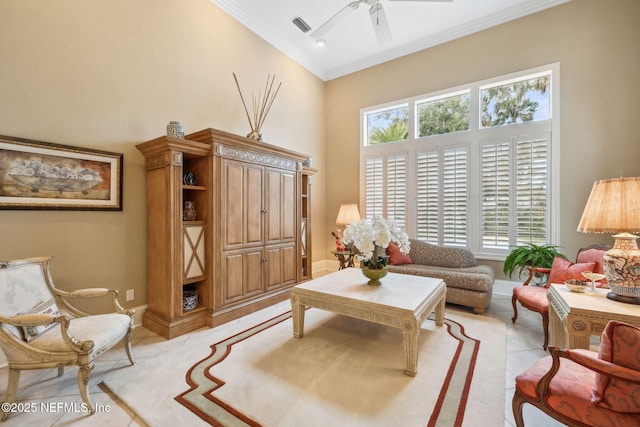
[126,289,134,301]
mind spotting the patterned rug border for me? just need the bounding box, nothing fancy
[175,310,480,427]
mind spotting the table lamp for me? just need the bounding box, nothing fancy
[576,177,640,304]
[335,204,361,250]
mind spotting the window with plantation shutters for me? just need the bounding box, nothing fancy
[480,135,549,252]
[442,147,468,246]
[365,157,384,218]
[364,154,407,229]
[360,64,558,259]
[481,141,511,250]
[515,136,549,246]
[387,155,407,229]
[416,151,439,243]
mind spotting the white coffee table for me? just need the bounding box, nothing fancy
[290,268,446,376]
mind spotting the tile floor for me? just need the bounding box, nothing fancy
[0,292,567,427]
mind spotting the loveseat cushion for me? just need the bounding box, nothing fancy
[388,264,494,293]
[407,239,476,268]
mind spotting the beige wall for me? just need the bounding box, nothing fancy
[0,0,326,310]
[325,0,640,280]
[2,0,639,304]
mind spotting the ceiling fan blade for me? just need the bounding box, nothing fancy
[311,1,362,39]
[369,3,392,44]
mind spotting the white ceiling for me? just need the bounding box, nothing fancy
[210,0,570,81]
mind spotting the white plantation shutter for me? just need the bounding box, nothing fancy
[416,151,439,243]
[442,147,468,246]
[387,155,407,229]
[481,142,510,249]
[365,157,384,218]
[480,134,550,250]
[516,136,549,245]
[364,155,407,228]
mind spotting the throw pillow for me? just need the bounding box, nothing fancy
[387,242,412,265]
[20,298,60,342]
[592,321,640,413]
[547,257,595,284]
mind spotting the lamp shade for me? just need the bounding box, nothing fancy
[577,177,640,233]
[577,177,640,304]
[336,204,361,226]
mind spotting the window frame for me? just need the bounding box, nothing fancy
[359,63,560,261]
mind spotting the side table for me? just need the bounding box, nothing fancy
[548,283,640,349]
[331,250,356,270]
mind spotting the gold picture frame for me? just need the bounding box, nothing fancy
[0,135,123,210]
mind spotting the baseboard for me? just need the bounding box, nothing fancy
[131,304,147,328]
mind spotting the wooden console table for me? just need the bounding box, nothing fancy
[548,284,640,349]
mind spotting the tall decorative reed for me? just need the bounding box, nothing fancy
[232,73,282,142]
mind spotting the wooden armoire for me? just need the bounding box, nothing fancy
[137,128,314,338]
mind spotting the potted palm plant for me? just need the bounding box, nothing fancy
[503,243,567,282]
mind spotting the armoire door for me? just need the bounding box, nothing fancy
[223,159,263,250]
[265,168,296,244]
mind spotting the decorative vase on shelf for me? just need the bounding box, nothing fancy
[361,265,389,286]
[183,201,196,221]
[167,121,184,139]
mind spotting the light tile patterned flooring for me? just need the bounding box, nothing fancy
[0,293,567,426]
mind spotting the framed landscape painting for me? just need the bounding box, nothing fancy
[0,135,123,210]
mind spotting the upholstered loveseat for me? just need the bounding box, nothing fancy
[387,239,495,314]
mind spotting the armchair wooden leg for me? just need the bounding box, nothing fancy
[511,294,519,323]
[511,390,526,427]
[78,364,95,414]
[124,331,134,365]
[57,366,64,377]
[542,312,549,350]
[1,368,20,421]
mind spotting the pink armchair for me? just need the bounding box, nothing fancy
[513,320,640,427]
[511,244,609,350]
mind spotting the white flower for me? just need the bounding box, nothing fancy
[342,216,410,268]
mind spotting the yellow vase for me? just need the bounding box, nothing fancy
[361,265,389,286]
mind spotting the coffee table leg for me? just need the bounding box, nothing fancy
[291,295,305,339]
[403,319,419,377]
[435,295,445,326]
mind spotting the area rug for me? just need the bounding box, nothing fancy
[102,303,505,427]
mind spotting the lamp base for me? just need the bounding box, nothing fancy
[603,233,640,303]
[606,292,640,305]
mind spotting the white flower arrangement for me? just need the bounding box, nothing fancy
[342,216,410,269]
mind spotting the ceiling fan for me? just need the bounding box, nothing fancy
[311,0,453,45]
